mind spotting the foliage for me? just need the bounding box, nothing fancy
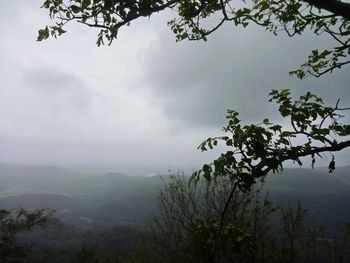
[142,174,275,263]
[194,89,350,192]
[141,174,350,263]
[69,246,122,263]
[38,0,350,78]
[0,208,55,263]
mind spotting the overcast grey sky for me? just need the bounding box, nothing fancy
[0,0,349,171]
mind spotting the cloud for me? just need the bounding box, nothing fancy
[141,20,350,128]
[0,63,93,138]
[0,1,349,169]
[23,67,92,111]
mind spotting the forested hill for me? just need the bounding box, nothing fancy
[265,166,350,193]
[0,163,349,234]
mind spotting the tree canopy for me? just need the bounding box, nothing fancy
[194,89,350,191]
[39,0,350,78]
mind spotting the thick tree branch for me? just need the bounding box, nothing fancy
[260,139,350,176]
[293,140,350,158]
[303,0,350,20]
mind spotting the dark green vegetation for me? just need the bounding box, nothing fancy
[1,163,350,262]
[144,174,350,262]
[0,208,54,263]
[195,89,350,192]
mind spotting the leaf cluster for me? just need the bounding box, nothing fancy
[194,89,350,191]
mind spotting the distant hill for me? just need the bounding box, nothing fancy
[0,193,74,210]
[0,163,349,235]
[264,166,350,237]
[265,166,350,194]
[0,164,162,228]
[0,163,91,196]
[330,165,350,185]
[54,172,161,198]
[57,173,161,227]
[0,163,69,177]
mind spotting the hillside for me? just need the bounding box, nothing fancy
[0,163,89,197]
[265,166,350,193]
[0,163,349,233]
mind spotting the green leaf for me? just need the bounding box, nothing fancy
[70,5,80,14]
[37,26,50,41]
[82,0,91,9]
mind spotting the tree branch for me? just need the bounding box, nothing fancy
[303,0,350,20]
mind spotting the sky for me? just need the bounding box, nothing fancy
[0,0,349,172]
